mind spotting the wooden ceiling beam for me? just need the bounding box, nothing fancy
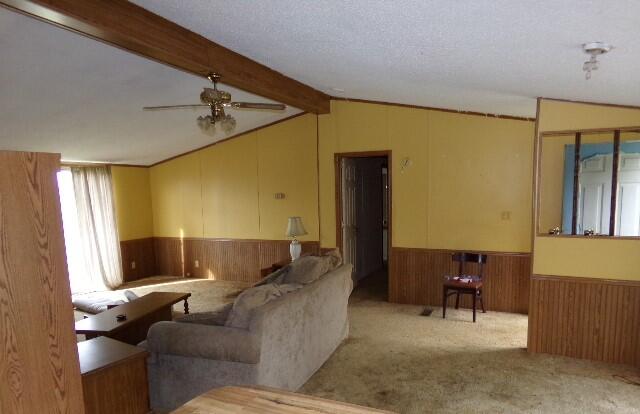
[0,0,331,114]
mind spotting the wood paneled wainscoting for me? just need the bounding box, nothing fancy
[120,238,156,282]
[152,238,320,284]
[389,248,531,314]
[528,275,640,367]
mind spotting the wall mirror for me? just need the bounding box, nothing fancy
[538,127,640,237]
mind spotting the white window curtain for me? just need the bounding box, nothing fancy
[71,166,123,290]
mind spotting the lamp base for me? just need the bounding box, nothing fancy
[290,239,301,261]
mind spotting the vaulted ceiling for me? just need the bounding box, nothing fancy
[2,1,640,165]
[134,0,640,117]
[0,8,301,166]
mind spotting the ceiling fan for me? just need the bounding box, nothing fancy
[143,73,286,135]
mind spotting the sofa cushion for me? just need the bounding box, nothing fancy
[225,283,302,329]
[176,303,232,326]
[123,290,139,302]
[146,321,260,364]
[72,294,126,314]
[73,290,141,314]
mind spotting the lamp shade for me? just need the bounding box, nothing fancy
[286,216,308,238]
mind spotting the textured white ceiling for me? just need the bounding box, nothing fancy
[133,0,640,118]
[0,8,301,166]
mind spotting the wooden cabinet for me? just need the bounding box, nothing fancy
[79,337,150,414]
[0,151,85,413]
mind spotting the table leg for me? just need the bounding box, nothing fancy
[472,290,477,323]
[442,286,447,319]
[184,299,189,315]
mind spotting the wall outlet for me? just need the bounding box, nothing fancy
[131,261,136,270]
[194,260,199,268]
[501,211,511,220]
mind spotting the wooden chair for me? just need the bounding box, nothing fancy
[442,252,487,322]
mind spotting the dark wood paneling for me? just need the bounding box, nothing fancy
[153,237,184,277]
[204,239,261,282]
[0,0,330,114]
[389,247,530,314]
[120,237,156,282]
[528,274,640,367]
[153,237,319,283]
[0,151,85,413]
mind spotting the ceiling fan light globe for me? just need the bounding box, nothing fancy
[221,115,236,134]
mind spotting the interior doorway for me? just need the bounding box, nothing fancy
[336,151,391,300]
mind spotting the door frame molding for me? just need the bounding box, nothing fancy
[334,151,392,285]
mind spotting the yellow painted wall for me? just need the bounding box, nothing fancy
[533,99,640,280]
[150,152,203,238]
[319,100,535,252]
[149,114,319,241]
[256,116,319,240]
[534,237,640,280]
[200,133,260,239]
[111,166,154,241]
[538,100,640,132]
[141,101,534,253]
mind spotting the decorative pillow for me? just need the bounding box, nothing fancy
[177,303,233,326]
[72,290,140,314]
[281,250,342,285]
[323,248,343,269]
[281,256,327,284]
[253,265,290,287]
[225,283,302,329]
[72,296,126,314]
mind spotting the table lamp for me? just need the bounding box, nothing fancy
[286,216,308,261]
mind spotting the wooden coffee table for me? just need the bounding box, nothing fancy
[171,386,396,413]
[75,292,191,345]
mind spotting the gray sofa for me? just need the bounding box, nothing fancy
[141,263,353,412]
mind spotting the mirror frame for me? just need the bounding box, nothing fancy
[535,125,640,239]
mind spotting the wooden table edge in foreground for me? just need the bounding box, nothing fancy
[171,385,397,414]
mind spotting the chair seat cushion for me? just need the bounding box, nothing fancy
[443,275,483,289]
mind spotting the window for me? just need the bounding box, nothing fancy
[57,168,105,294]
[538,127,640,237]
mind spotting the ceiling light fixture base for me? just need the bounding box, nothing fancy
[582,42,613,80]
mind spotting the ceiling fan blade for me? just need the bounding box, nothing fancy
[228,102,286,110]
[143,104,209,111]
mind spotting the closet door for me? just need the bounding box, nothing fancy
[0,151,85,413]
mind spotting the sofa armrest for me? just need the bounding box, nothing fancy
[146,321,260,364]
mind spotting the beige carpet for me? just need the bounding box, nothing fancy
[299,272,640,414]
[73,277,248,322]
[120,277,248,314]
[77,273,640,413]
